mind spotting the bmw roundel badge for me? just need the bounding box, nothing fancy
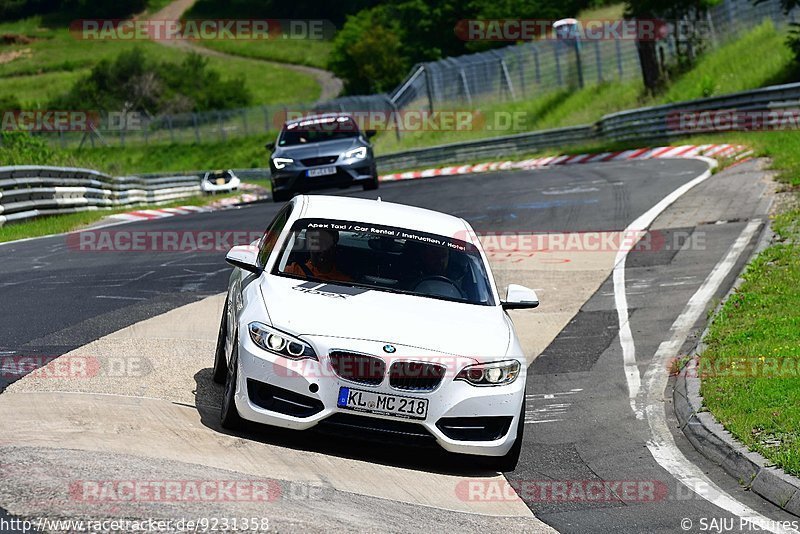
[383,344,396,354]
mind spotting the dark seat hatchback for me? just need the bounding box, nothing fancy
[267,114,379,202]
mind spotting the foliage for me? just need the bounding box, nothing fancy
[49,47,251,114]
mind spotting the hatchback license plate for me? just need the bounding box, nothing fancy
[337,387,428,420]
[307,166,336,177]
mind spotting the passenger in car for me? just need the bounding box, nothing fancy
[285,228,353,282]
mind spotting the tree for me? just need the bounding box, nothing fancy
[625,0,719,94]
[328,8,410,94]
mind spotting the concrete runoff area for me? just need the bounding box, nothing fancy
[0,236,621,527]
[8,157,790,531]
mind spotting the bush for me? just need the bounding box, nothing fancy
[50,47,251,114]
[0,131,80,166]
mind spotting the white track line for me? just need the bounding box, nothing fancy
[614,157,718,418]
[613,161,795,533]
[638,220,793,533]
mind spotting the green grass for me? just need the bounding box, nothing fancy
[73,137,276,175]
[699,209,800,477]
[193,38,333,69]
[0,16,321,107]
[372,20,793,154]
[0,191,244,244]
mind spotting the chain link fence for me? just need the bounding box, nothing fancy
[36,0,795,150]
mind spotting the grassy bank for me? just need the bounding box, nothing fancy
[372,20,794,154]
[699,206,800,477]
[0,16,321,107]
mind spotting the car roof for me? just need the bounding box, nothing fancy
[295,195,474,243]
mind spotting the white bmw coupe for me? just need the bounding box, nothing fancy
[213,195,539,471]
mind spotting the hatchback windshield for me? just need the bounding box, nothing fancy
[273,218,495,306]
[279,117,360,147]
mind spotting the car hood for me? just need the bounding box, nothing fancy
[260,275,511,358]
[274,138,362,160]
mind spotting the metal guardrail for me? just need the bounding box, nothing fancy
[0,166,202,227]
[3,81,799,227]
[375,81,800,170]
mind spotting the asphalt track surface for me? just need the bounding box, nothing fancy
[0,158,796,532]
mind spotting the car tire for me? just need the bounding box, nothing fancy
[212,297,229,385]
[487,398,525,472]
[220,331,244,430]
[363,176,379,191]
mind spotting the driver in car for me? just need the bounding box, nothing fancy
[285,228,353,282]
[402,242,459,290]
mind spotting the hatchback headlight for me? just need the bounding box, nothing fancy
[344,146,367,160]
[455,360,520,386]
[248,322,317,360]
[272,157,294,170]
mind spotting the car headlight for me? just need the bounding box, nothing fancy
[455,360,520,386]
[248,322,317,360]
[344,146,367,160]
[272,157,294,170]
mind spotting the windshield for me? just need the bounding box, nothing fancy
[279,117,360,147]
[273,218,495,306]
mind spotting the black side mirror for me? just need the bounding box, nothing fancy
[365,130,377,139]
[265,142,276,151]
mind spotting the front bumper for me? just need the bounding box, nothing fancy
[232,333,525,457]
[270,159,377,194]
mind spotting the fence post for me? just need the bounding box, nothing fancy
[615,39,623,79]
[193,113,200,143]
[242,109,249,137]
[594,40,603,83]
[262,106,270,133]
[167,115,175,144]
[533,46,541,84]
[218,112,225,142]
[496,53,517,100]
[424,64,435,112]
[517,47,526,97]
[554,46,563,86]
[459,68,473,106]
[386,95,402,142]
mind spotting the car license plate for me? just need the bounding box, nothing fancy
[216,178,226,185]
[337,387,428,420]
[307,166,336,177]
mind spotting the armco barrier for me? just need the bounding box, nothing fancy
[375,81,800,169]
[0,166,202,227]
[4,81,799,226]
